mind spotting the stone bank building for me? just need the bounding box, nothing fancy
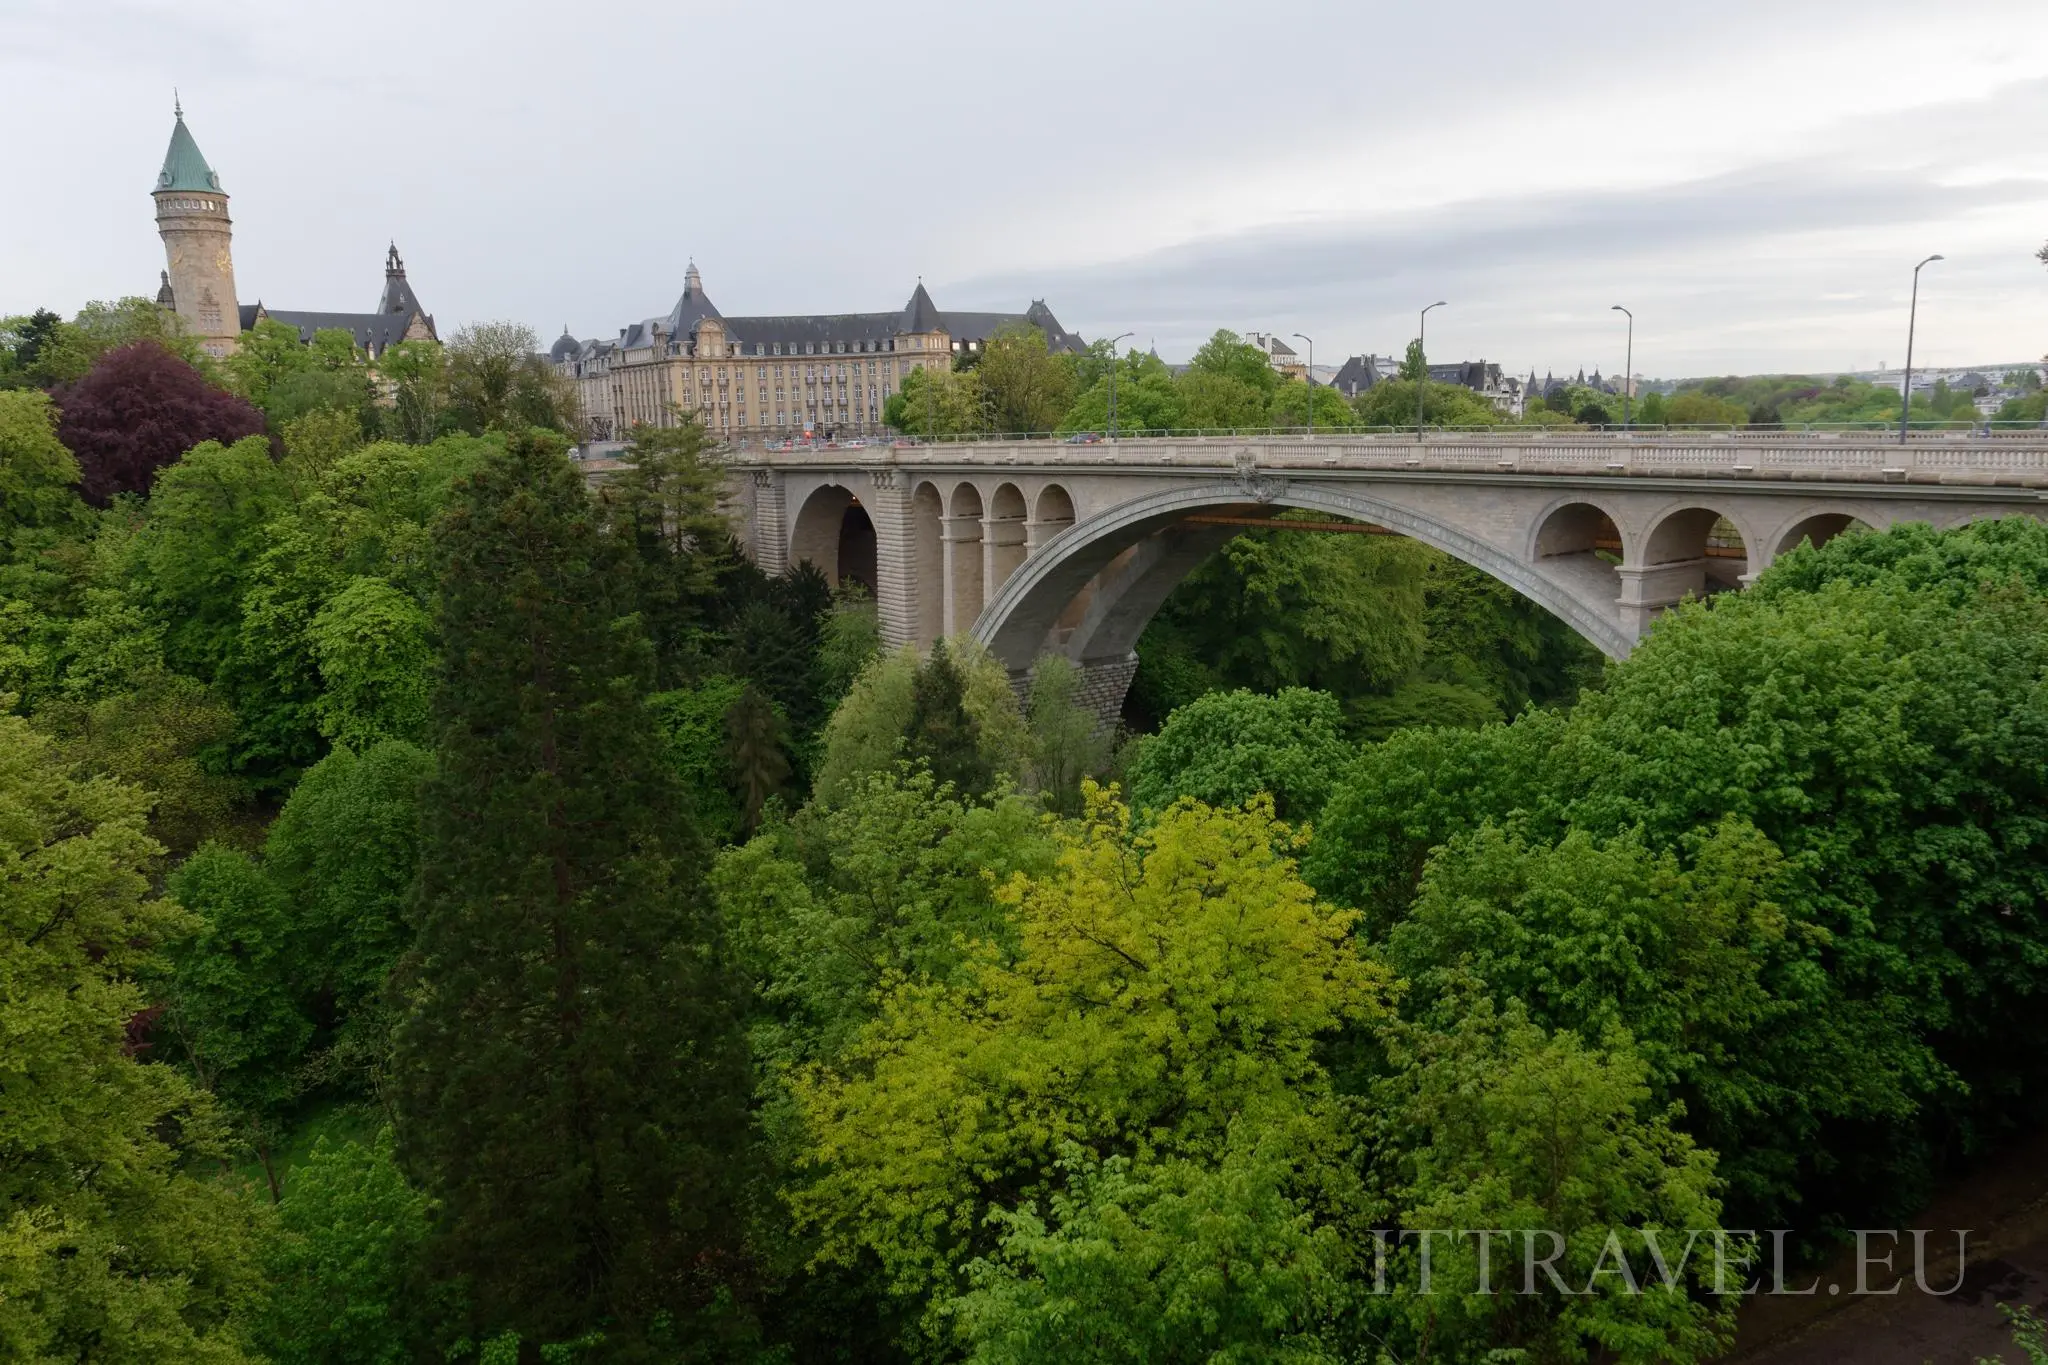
[551,266,1085,442]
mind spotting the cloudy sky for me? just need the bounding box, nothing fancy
[8,0,2046,378]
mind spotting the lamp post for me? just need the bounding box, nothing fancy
[1105,331,1134,441]
[1898,255,1943,445]
[1417,301,1446,440]
[1610,305,1633,431]
[1292,333,1315,435]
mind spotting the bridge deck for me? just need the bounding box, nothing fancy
[725,432,2048,489]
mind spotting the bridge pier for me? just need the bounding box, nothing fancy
[1615,558,1708,636]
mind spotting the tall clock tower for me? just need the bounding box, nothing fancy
[153,99,241,356]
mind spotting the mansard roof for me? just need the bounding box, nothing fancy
[232,247,435,353]
[250,307,426,353]
[156,109,222,193]
[585,270,1083,358]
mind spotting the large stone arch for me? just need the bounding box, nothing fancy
[972,482,1636,685]
[790,484,855,581]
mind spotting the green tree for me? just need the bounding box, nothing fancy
[649,676,748,843]
[376,340,448,444]
[1057,352,1184,435]
[307,576,434,749]
[886,363,986,436]
[1127,687,1352,821]
[1135,523,1431,706]
[725,681,792,836]
[975,325,1077,435]
[1353,376,1501,427]
[0,712,264,1361]
[1024,654,1109,816]
[131,435,294,682]
[950,1139,1351,1365]
[1367,1000,1734,1362]
[1398,337,1427,382]
[0,389,87,552]
[164,845,313,1133]
[596,413,731,685]
[814,641,1030,804]
[1189,329,1281,395]
[905,638,993,797]
[791,789,1391,1334]
[444,323,576,434]
[815,582,881,713]
[391,429,752,1350]
[1663,391,1748,425]
[225,318,320,410]
[715,767,1054,1083]
[263,740,435,1058]
[254,1128,437,1365]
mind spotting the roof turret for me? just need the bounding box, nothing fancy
[156,102,223,193]
[903,280,943,333]
[378,242,427,318]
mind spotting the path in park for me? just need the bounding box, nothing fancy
[1727,1129,2048,1363]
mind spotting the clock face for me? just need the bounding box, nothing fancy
[215,248,232,273]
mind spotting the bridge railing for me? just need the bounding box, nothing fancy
[722,425,2048,486]
[727,420,2048,452]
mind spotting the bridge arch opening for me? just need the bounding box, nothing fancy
[1035,484,1076,542]
[973,484,1635,723]
[1646,506,1750,594]
[1533,501,1624,614]
[912,482,944,645]
[989,483,1029,595]
[948,483,986,631]
[790,483,878,592]
[1774,512,1864,559]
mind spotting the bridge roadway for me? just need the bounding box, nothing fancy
[720,431,2048,719]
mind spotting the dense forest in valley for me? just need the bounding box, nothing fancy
[6,301,2048,1363]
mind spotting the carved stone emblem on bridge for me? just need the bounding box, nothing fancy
[1231,448,1285,503]
[750,468,774,488]
[867,467,899,492]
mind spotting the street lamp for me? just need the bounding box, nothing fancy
[1898,255,1944,445]
[1417,301,1447,440]
[1610,305,1633,431]
[1292,333,1315,435]
[1105,331,1135,441]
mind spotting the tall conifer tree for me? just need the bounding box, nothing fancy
[905,640,992,797]
[392,430,751,1350]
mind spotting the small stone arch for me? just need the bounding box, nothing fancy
[949,483,986,630]
[1035,483,1077,542]
[912,481,945,645]
[988,483,1029,595]
[1773,511,1866,558]
[1530,499,1625,616]
[1644,505,1751,592]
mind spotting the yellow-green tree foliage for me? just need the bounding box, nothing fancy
[0,712,262,1362]
[791,787,1391,1305]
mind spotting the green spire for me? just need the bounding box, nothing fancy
[156,101,222,193]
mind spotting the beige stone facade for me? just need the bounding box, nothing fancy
[154,110,241,357]
[551,265,1083,443]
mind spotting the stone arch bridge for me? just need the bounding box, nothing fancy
[721,433,2048,718]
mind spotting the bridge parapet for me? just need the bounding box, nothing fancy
[732,431,2048,488]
